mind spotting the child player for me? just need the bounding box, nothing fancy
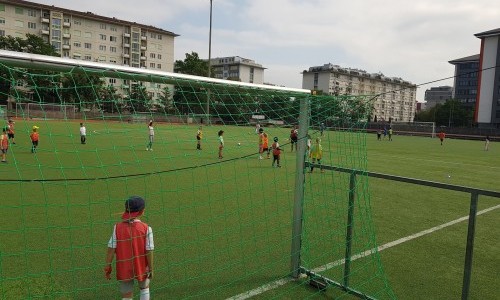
[309,137,323,173]
[30,126,39,153]
[262,132,270,159]
[80,122,87,144]
[196,126,203,150]
[218,130,224,159]
[1,127,9,163]
[7,119,15,144]
[105,196,154,300]
[290,126,298,151]
[258,128,264,159]
[271,137,281,168]
[146,121,154,151]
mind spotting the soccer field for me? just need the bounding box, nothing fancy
[0,120,498,299]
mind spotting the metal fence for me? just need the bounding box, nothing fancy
[305,162,500,300]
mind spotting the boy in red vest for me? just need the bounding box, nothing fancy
[105,196,154,300]
[271,137,282,168]
[1,127,9,163]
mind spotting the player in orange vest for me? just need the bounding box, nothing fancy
[438,131,445,146]
[1,127,9,163]
[105,196,154,300]
[30,126,39,153]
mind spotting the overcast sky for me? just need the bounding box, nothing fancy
[39,0,500,100]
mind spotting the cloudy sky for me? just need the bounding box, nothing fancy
[39,0,500,100]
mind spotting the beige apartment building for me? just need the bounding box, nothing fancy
[0,0,178,101]
[302,63,417,122]
[209,56,265,84]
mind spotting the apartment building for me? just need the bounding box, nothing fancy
[302,63,417,122]
[209,56,265,84]
[424,86,453,109]
[0,0,178,101]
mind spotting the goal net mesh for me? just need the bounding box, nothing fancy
[0,58,394,299]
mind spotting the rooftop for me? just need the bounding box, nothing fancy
[448,54,480,64]
[475,28,500,38]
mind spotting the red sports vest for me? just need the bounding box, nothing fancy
[115,221,150,281]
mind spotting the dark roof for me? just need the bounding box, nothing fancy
[475,28,500,38]
[448,54,480,64]
[0,0,179,37]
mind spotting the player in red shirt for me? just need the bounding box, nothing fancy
[105,196,154,300]
[7,119,15,144]
[30,126,39,153]
[438,131,445,146]
[1,127,9,163]
[290,126,298,151]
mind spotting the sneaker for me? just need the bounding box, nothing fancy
[259,156,263,160]
[146,148,149,151]
[1,160,6,163]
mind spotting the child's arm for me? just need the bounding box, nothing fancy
[104,247,115,280]
[146,250,154,279]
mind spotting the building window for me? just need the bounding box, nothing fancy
[109,58,117,63]
[0,30,4,36]
[110,46,116,53]
[150,62,155,68]
[15,7,23,14]
[157,54,162,59]
[110,26,117,32]
[84,43,91,49]
[84,55,92,61]
[99,34,106,40]
[157,64,161,69]
[63,17,70,23]
[150,53,156,59]
[15,20,24,27]
[84,32,92,38]
[0,4,4,12]
[100,24,106,30]
[73,41,81,47]
[109,78,116,84]
[99,45,106,51]
[150,33,156,39]
[28,10,36,17]
[74,19,82,26]
[157,34,162,40]
[99,56,106,62]
[0,18,4,25]
[28,22,36,29]
[110,36,117,42]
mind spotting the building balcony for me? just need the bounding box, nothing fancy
[63,33,71,39]
[124,33,130,38]
[141,36,147,41]
[123,53,130,58]
[140,46,147,51]
[62,44,71,50]
[63,22,71,27]
[124,43,130,48]
[41,17,49,23]
[140,56,146,60]
[40,29,50,35]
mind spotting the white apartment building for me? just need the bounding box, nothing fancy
[0,0,178,101]
[209,56,265,84]
[302,63,417,122]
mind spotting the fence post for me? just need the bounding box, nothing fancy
[343,172,357,287]
[461,192,479,300]
[290,95,310,278]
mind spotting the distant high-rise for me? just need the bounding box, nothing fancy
[424,86,453,109]
[448,54,479,112]
[302,63,417,122]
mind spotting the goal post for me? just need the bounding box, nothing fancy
[390,121,436,138]
[0,49,395,299]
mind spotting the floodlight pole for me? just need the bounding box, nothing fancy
[206,0,213,125]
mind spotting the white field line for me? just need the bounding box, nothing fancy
[226,203,500,300]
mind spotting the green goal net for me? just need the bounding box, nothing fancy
[0,51,394,299]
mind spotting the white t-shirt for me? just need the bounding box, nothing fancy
[148,126,154,136]
[80,126,86,136]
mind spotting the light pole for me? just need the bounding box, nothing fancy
[206,0,213,125]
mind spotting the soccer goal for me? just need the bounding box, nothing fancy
[14,102,77,119]
[390,121,436,138]
[0,50,394,299]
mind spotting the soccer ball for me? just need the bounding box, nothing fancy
[238,142,241,146]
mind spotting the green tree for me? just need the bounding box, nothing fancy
[60,73,107,111]
[0,34,59,106]
[157,86,173,112]
[174,52,213,77]
[127,83,152,112]
[415,99,473,127]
